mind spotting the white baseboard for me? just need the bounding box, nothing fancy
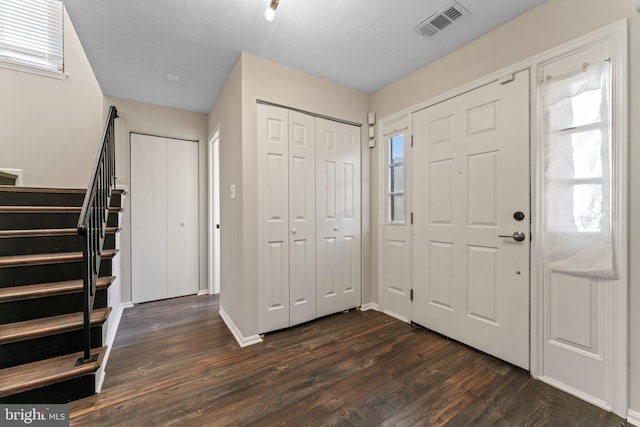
[95,302,128,393]
[628,409,640,426]
[359,302,380,311]
[197,289,210,296]
[122,301,134,309]
[538,375,610,412]
[218,307,262,348]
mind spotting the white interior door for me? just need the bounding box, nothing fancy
[289,111,316,325]
[337,121,361,311]
[166,138,199,299]
[316,118,361,316]
[131,134,199,304]
[412,70,530,369]
[316,119,340,316]
[258,105,290,332]
[131,134,168,303]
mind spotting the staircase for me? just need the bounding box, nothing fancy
[0,186,123,403]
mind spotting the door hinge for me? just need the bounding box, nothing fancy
[411,135,414,147]
[410,289,414,301]
[410,212,414,224]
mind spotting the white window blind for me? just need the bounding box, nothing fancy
[540,60,614,279]
[0,0,64,73]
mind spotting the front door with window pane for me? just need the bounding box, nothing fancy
[412,70,530,369]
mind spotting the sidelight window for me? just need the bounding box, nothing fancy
[388,134,406,223]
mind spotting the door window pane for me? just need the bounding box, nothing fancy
[388,134,406,223]
[390,195,404,223]
[391,135,404,163]
[390,165,404,193]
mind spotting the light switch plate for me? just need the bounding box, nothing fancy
[230,184,236,199]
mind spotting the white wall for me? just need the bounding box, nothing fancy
[207,57,244,333]
[104,96,209,304]
[208,52,370,339]
[0,10,104,188]
[370,0,640,416]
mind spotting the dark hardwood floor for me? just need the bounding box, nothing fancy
[69,295,628,426]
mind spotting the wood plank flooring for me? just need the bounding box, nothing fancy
[69,295,629,426]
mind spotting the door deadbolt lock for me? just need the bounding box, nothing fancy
[499,231,526,242]
[513,211,525,221]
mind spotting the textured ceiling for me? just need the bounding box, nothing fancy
[62,0,546,114]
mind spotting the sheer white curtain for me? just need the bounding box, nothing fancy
[540,61,614,279]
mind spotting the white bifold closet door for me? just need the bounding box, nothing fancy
[258,105,317,332]
[258,105,361,333]
[316,118,361,317]
[131,134,199,304]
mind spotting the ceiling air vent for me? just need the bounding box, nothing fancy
[414,1,469,39]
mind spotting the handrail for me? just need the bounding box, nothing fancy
[76,106,118,364]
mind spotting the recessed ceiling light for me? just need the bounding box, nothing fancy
[165,73,181,82]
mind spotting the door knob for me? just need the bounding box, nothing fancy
[498,231,526,242]
[333,226,339,231]
[291,228,297,234]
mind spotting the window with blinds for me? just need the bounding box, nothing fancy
[0,0,64,73]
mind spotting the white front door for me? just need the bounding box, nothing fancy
[412,70,530,369]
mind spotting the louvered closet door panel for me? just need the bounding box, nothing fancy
[289,111,316,326]
[131,134,169,303]
[166,138,199,299]
[258,105,290,332]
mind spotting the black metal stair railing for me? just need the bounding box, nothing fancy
[76,106,118,364]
